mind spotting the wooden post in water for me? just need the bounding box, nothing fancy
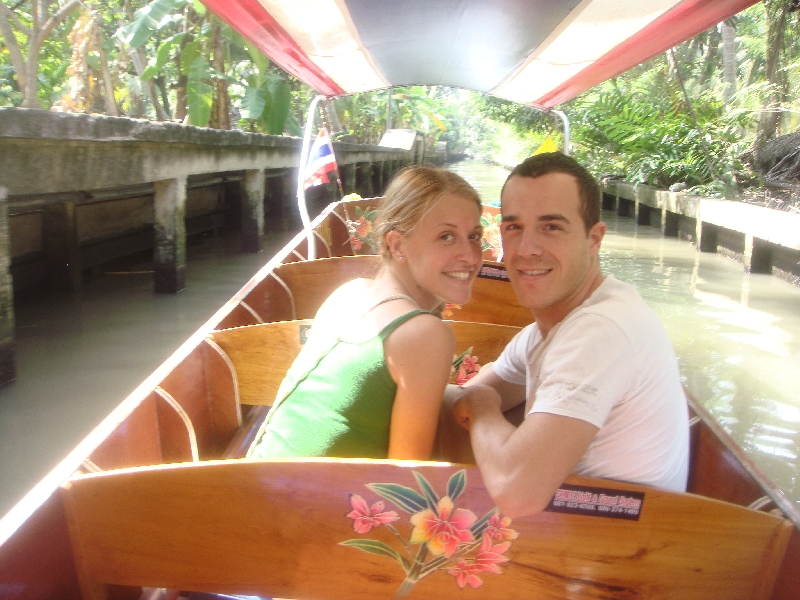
[0,187,15,383]
[153,176,187,293]
[242,169,265,252]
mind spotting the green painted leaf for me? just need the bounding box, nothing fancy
[446,470,466,502]
[470,507,498,537]
[366,483,426,514]
[413,472,440,513]
[340,540,411,573]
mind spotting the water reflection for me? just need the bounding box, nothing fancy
[602,214,799,511]
[445,160,508,205]
[447,161,800,512]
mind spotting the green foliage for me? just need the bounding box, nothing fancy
[117,0,187,48]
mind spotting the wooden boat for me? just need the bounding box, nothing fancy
[4,1,799,598]
[1,195,797,599]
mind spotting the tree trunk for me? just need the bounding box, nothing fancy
[0,7,27,96]
[95,14,119,117]
[209,19,230,129]
[721,19,737,106]
[754,1,788,160]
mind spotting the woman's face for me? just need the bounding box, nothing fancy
[394,192,483,307]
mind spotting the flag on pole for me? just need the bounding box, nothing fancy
[303,128,338,190]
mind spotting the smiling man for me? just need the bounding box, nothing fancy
[448,153,689,518]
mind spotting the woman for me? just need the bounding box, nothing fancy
[248,167,484,461]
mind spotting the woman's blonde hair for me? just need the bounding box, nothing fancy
[376,166,482,260]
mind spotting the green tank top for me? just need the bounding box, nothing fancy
[249,306,432,459]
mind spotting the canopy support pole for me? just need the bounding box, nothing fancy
[551,110,570,155]
[297,95,327,261]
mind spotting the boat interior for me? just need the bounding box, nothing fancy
[1,197,798,599]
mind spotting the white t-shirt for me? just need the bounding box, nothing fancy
[493,275,689,492]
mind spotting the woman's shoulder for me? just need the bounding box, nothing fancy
[386,310,454,346]
[316,278,374,319]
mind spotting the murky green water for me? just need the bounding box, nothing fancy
[448,161,800,512]
[446,160,509,206]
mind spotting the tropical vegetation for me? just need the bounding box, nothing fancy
[2,0,799,196]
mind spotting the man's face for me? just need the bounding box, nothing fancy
[500,173,605,324]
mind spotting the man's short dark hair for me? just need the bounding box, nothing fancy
[501,152,600,232]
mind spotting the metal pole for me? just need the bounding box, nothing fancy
[298,95,326,261]
[386,87,393,130]
[551,110,570,155]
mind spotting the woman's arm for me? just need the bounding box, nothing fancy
[384,314,455,460]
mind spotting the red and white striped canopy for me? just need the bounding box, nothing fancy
[201,0,757,108]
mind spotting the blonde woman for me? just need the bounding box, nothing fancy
[249,167,484,460]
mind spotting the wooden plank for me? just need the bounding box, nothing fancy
[209,320,311,407]
[60,460,792,600]
[208,320,521,408]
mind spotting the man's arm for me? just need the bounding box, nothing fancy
[452,385,598,519]
[462,362,525,412]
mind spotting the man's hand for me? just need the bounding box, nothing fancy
[451,384,503,431]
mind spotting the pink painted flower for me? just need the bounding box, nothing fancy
[354,217,371,237]
[441,303,461,319]
[351,236,364,251]
[482,222,502,259]
[346,494,399,533]
[475,535,511,574]
[448,559,484,589]
[483,512,519,542]
[409,496,476,557]
[455,354,480,385]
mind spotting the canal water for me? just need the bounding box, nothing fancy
[0,160,797,519]
[449,160,800,513]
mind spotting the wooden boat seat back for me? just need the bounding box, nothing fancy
[82,342,242,473]
[207,319,522,408]
[217,256,532,331]
[60,460,793,600]
[216,255,383,329]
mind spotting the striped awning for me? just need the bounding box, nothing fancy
[200,0,757,108]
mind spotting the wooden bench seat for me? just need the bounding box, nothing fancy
[207,319,522,408]
[217,255,532,330]
[60,460,792,600]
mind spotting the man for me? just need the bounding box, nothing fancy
[449,153,689,518]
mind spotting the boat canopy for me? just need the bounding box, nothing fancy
[200,0,758,107]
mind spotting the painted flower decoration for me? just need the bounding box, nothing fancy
[483,512,520,542]
[448,560,484,589]
[480,213,503,259]
[441,303,461,319]
[409,496,476,557]
[455,354,480,385]
[347,206,379,254]
[346,494,399,533]
[354,216,370,238]
[475,536,511,574]
[341,470,517,598]
[483,221,502,259]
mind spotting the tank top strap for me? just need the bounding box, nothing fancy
[364,293,420,314]
[378,309,435,339]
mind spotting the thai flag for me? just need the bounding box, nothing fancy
[303,128,338,190]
